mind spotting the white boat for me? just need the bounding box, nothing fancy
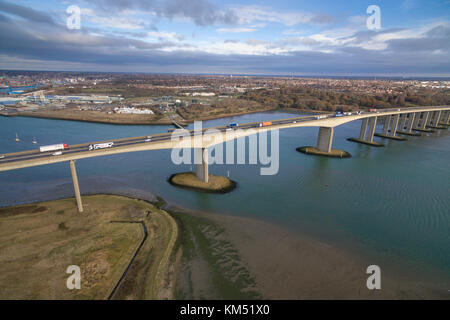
[15,133,20,142]
[32,137,37,144]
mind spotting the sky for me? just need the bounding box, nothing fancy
[0,0,449,76]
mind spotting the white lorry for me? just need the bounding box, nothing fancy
[89,142,114,151]
[39,143,69,152]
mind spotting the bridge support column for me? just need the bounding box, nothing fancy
[359,118,368,140]
[298,127,350,158]
[367,116,377,142]
[397,113,421,136]
[441,110,450,126]
[347,116,384,146]
[317,127,333,153]
[383,115,391,135]
[69,160,83,213]
[427,110,446,129]
[374,114,406,140]
[390,114,399,136]
[414,112,434,133]
[399,113,407,131]
[194,147,209,183]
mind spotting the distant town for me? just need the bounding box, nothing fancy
[0,71,449,125]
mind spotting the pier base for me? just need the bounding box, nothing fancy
[296,146,351,158]
[413,128,435,133]
[396,131,421,137]
[297,127,351,158]
[426,125,447,130]
[168,172,236,193]
[373,133,407,141]
[346,137,384,147]
[348,116,384,147]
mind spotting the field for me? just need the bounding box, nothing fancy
[0,195,178,299]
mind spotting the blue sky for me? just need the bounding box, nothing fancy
[0,0,449,75]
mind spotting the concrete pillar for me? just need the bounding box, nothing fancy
[441,110,449,124]
[383,115,391,135]
[434,111,442,126]
[444,111,450,124]
[359,118,368,140]
[406,113,416,132]
[421,112,429,129]
[317,127,333,153]
[194,148,209,183]
[399,114,407,130]
[367,117,377,142]
[69,160,83,213]
[413,112,421,129]
[390,114,399,136]
[429,111,435,126]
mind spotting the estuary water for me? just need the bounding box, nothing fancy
[0,112,449,286]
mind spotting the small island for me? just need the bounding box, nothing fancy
[168,172,236,193]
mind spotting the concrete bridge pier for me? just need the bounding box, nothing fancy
[348,116,384,147]
[399,113,407,131]
[397,113,421,136]
[359,118,368,140]
[298,127,351,158]
[383,115,392,135]
[414,112,434,133]
[194,147,209,183]
[317,127,333,153]
[427,110,447,129]
[440,110,450,126]
[69,160,83,213]
[374,114,406,141]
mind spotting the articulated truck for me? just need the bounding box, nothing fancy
[39,144,69,152]
[89,142,114,151]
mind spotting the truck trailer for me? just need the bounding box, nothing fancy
[39,144,69,152]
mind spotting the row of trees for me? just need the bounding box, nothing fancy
[241,87,450,111]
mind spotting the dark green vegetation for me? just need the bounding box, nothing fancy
[171,211,260,299]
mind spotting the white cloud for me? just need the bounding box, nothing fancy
[234,5,331,27]
[147,31,184,41]
[81,8,147,30]
[217,27,257,33]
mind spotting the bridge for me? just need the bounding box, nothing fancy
[1,106,449,212]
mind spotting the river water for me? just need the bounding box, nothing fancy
[0,112,449,286]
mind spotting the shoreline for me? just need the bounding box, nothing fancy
[1,191,448,299]
[1,107,317,126]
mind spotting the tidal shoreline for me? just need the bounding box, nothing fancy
[0,107,321,126]
[1,189,448,299]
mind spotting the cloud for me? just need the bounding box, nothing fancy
[86,0,239,26]
[235,5,334,27]
[147,31,185,41]
[217,27,256,33]
[0,2,448,76]
[0,0,54,25]
[81,8,155,30]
